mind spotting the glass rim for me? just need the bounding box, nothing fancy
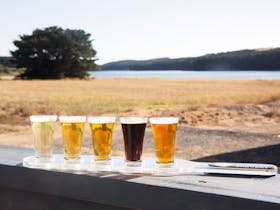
[149,117,179,124]
[59,116,86,123]
[87,116,116,123]
[119,117,148,124]
[30,115,57,122]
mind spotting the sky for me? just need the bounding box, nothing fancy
[1,0,280,64]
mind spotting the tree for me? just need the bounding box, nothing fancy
[11,26,97,79]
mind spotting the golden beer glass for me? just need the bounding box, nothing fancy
[29,115,57,161]
[88,116,116,164]
[59,116,86,162]
[150,117,179,175]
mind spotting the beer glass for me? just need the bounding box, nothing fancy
[88,116,116,167]
[150,117,179,175]
[30,115,57,162]
[59,116,86,163]
[120,117,147,172]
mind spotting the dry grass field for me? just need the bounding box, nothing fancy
[1,78,280,121]
[0,78,280,162]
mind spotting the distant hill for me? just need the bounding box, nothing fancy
[101,48,280,70]
[0,56,16,67]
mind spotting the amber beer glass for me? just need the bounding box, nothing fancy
[150,117,179,165]
[59,116,86,161]
[88,116,116,162]
[30,115,57,160]
[120,117,147,170]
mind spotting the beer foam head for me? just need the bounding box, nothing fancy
[59,116,86,123]
[87,116,116,124]
[149,117,179,124]
[30,115,57,122]
[120,117,148,124]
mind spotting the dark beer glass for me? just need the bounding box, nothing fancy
[120,117,147,171]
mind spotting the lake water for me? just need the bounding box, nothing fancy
[89,70,280,79]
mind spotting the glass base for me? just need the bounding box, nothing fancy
[89,159,112,172]
[121,160,143,174]
[35,156,53,162]
[62,157,81,170]
[34,156,53,169]
[152,162,179,176]
[23,156,54,169]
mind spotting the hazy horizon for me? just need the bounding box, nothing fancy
[1,0,280,64]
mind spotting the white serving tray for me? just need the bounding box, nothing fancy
[23,154,278,177]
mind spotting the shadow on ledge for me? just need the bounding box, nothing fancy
[193,144,280,167]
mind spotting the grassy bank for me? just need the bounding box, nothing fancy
[0,79,280,122]
[0,64,24,79]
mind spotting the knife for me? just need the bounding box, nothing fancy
[194,162,278,176]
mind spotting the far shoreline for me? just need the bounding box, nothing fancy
[88,70,280,80]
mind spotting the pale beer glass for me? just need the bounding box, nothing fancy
[59,116,86,164]
[30,115,57,162]
[88,116,116,168]
[150,117,179,175]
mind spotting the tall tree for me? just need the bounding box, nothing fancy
[11,26,97,79]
